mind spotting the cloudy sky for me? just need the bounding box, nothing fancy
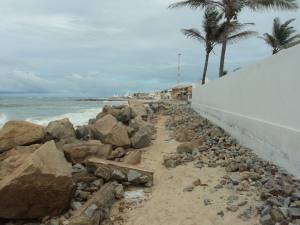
[0,0,299,97]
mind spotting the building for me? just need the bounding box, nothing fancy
[171,84,193,101]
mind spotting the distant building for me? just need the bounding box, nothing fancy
[171,84,193,101]
[160,89,172,100]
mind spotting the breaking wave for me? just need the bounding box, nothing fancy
[27,107,102,127]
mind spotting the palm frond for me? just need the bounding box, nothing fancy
[168,0,212,9]
[284,39,300,48]
[227,31,258,44]
[181,29,206,43]
[249,0,298,10]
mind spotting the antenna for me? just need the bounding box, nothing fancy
[177,53,181,84]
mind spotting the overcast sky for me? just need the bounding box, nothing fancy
[0,0,299,97]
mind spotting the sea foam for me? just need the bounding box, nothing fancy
[0,113,8,128]
[27,107,102,127]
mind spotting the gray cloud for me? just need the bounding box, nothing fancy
[0,0,299,96]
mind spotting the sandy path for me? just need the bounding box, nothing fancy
[111,115,259,225]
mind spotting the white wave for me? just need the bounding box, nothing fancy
[0,113,8,128]
[27,108,102,127]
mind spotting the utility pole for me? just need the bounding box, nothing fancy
[177,53,181,84]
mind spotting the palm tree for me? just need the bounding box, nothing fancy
[182,8,222,84]
[169,0,298,77]
[215,21,258,76]
[261,18,300,54]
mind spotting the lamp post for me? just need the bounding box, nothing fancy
[177,53,181,84]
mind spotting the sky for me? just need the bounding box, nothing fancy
[0,0,299,97]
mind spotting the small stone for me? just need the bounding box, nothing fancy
[217,211,224,217]
[229,174,241,185]
[183,185,194,192]
[270,208,286,222]
[288,208,300,219]
[238,201,248,207]
[193,179,202,186]
[227,204,239,212]
[70,201,82,211]
[92,179,104,188]
[111,170,126,181]
[226,162,239,172]
[127,170,142,182]
[227,195,239,203]
[79,191,90,201]
[204,199,213,206]
[72,164,87,174]
[114,184,124,199]
[84,204,98,218]
[260,214,274,225]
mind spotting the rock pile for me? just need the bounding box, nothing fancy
[162,103,300,225]
[0,101,156,225]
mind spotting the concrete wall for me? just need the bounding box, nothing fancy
[192,45,300,177]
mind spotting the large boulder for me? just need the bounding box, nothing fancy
[129,101,148,119]
[116,106,132,123]
[63,140,112,164]
[129,116,155,137]
[0,141,74,219]
[93,115,118,141]
[96,106,121,120]
[46,118,76,142]
[0,121,45,153]
[93,115,130,147]
[131,128,151,149]
[75,125,94,140]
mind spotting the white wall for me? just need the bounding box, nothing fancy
[192,45,300,177]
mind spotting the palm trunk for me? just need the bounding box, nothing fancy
[219,40,227,77]
[219,18,230,78]
[202,52,210,85]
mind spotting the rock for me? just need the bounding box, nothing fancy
[93,115,130,147]
[64,140,112,164]
[124,151,142,165]
[177,142,195,154]
[193,179,202,186]
[114,184,124,199]
[225,162,239,172]
[131,128,151,149]
[229,174,241,185]
[270,208,286,222]
[111,170,126,181]
[93,115,118,140]
[72,163,87,174]
[175,128,193,142]
[86,157,154,186]
[129,116,154,136]
[127,170,142,183]
[116,107,132,123]
[204,199,213,206]
[227,204,239,212]
[129,101,148,119]
[288,208,300,219]
[68,183,117,225]
[106,124,131,147]
[76,125,94,140]
[109,147,127,159]
[183,185,194,192]
[0,141,74,219]
[96,106,121,120]
[0,121,45,153]
[46,118,76,142]
[260,214,274,225]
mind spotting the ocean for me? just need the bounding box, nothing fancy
[0,96,124,128]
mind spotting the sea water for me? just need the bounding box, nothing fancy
[0,96,124,128]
